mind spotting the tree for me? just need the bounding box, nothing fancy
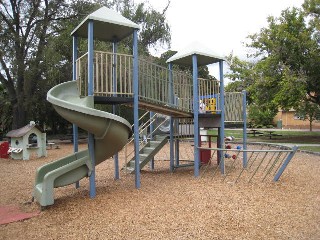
[225,53,256,103]
[247,6,320,108]
[302,0,320,105]
[0,0,172,131]
[296,100,320,131]
[0,84,11,135]
[248,104,276,128]
[225,7,315,126]
[0,0,76,129]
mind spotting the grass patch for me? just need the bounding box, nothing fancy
[299,146,320,153]
[206,129,320,144]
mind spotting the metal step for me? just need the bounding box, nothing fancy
[124,135,168,173]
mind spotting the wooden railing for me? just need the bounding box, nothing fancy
[138,59,171,106]
[77,51,133,98]
[76,51,226,115]
[224,92,244,122]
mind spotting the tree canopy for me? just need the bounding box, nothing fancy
[226,1,320,128]
[0,0,171,132]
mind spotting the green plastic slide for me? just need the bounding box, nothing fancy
[33,81,131,207]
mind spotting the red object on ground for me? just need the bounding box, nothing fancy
[199,134,216,164]
[0,205,40,225]
[0,141,9,158]
[232,154,237,159]
[200,149,211,164]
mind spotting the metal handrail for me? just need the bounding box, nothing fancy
[124,112,169,170]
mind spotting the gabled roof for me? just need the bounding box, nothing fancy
[6,122,44,138]
[71,6,140,42]
[166,41,225,66]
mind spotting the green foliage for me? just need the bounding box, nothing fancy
[0,0,75,129]
[225,53,256,103]
[247,5,320,106]
[0,0,172,133]
[227,3,320,127]
[296,100,320,131]
[273,66,306,109]
[248,104,277,127]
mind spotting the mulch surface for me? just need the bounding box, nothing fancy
[0,142,319,239]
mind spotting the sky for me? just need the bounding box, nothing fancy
[136,0,305,79]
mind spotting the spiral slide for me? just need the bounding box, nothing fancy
[33,81,131,207]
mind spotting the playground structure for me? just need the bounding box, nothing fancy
[6,121,47,160]
[32,6,298,208]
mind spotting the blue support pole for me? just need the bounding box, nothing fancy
[242,90,248,168]
[175,137,180,167]
[72,35,80,189]
[133,29,140,188]
[72,36,79,153]
[87,20,96,198]
[273,146,298,181]
[169,117,174,171]
[219,60,225,174]
[149,111,155,170]
[168,63,174,106]
[192,55,200,177]
[88,21,94,96]
[112,40,120,180]
[169,63,174,172]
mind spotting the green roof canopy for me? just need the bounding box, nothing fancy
[166,41,225,66]
[71,6,139,42]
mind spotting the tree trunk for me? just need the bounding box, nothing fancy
[11,97,26,130]
[309,119,313,132]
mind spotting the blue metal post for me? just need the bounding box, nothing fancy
[192,55,200,177]
[72,35,80,189]
[150,111,155,170]
[112,40,120,180]
[242,90,248,168]
[133,29,140,188]
[219,60,225,174]
[168,63,174,106]
[273,146,298,181]
[169,63,174,171]
[72,36,79,153]
[87,20,96,198]
[175,137,180,167]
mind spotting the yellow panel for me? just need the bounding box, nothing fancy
[205,98,216,113]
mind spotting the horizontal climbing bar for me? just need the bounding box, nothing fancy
[198,146,295,153]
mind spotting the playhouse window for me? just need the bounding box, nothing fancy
[28,133,38,147]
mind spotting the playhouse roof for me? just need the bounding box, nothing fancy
[6,122,44,138]
[71,6,140,42]
[166,41,225,66]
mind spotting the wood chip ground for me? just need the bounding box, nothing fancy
[0,142,319,239]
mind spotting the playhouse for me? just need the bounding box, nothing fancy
[6,121,47,160]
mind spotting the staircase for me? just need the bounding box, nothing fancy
[124,135,168,173]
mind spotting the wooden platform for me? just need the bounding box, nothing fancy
[138,100,192,118]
